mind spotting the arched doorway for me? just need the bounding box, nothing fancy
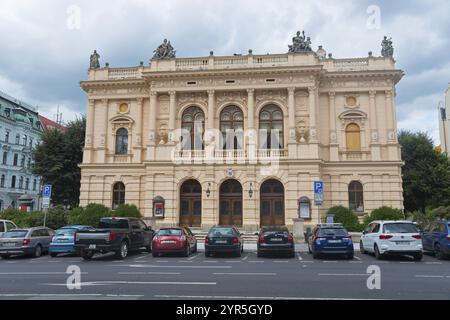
[260,179,285,226]
[180,180,202,227]
[219,179,243,226]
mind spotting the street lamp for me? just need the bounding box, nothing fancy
[249,183,253,198]
[206,183,211,198]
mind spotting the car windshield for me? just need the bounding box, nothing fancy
[209,228,234,236]
[55,228,77,236]
[158,229,182,236]
[2,230,28,238]
[98,219,129,229]
[318,228,348,236]
[383,223,418,234]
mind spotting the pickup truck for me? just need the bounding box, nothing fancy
[74,217,155,260]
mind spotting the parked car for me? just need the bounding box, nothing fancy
[0,220,18,238]
[360,220,423,260]
[49,225,94,257]
[0,227,55,258]
[422,221,450,260]
[152,227,197,257]
[205,226,244,257]
[74,217,155,260]
[257,226,295,258]
[307,224,354,259]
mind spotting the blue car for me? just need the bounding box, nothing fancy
[422,221,450,260]
[308,224,354,259]
[49,225,93,257]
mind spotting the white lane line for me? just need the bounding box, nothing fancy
[415,275,447,278]
[248,261,264,263]
[300,261,314,263]
[154,295,385,301]
[43,281,216,286]
[156,260,169,263]
[318,273,367,277]
[425,262,442,265]
[135,254,151,261]
[178,261,193,263]
[400,262,415,264]
[354,256,362,261]
[273,261,289,263]
[203,261,218,263]
[349,261,363,264]
[112,261,124,263]
[213,273,277,276]
[6,261,17,264]
[0,272,88,275]
[241,254,249,261]
[118,272,182,275]
[225,261,241,263]
[188,253,199,261]
[322,261,338,263]
[107,264,232,269]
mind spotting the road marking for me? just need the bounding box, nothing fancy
[135,254,151,261]
[322,261,338,263]
[156,260,169,263]
[178,260,193,263]
[354,256,362,261]
[300,261,314,263]
[349,261,363,264]
[43,281,216,286]
[297,254,303,261]
[225,261,241,263]
[425,262,442,265]
[154,295,385,300]
[188,253,199,261]
[213,273,277,276]
[400,262,415,264]
[112,261,124,263]
[107,264,232,269]
[248,261,264,263]
[117,272,181,275]
[241,254,249,261]
[273,260,289,263]
[415,275,447,278]
[203,260,218,263]
[0,272,88,275]
[318,273,367,277]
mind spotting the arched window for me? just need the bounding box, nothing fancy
[15,134,20,144]
[112,182,125,209]
[115,128,128,155]
[220,106,244,150]
[11,176,16,188]
[346,123,361,151]
[181,106,205,150]
[259,105,284,149]
[0,175,5,188]
[348,181,364,212]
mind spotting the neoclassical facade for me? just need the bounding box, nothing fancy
[80,37,404,231]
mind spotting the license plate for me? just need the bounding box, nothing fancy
[88,244,96,249]
[215,240,227,244]
[3,243,16,247]
[328,240,342,243]
[270,238,283,242]
[161,240,176,244]
[396,241,410,245]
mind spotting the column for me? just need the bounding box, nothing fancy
[247,89,255,129]
[385,90,395,142]
[247,89,257,163]
[288,87,296,142]
[328,91,339,161]
[133,98,144,163]
[147,92,157,160]
[369,91,378,141]
[207,90,215,129]
[83,99,95,164]
[98,99,108,163]
[308,86,318,141]
[168,91,176,143]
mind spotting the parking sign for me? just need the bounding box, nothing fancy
[314,181,324,205]
[42,185,52,198]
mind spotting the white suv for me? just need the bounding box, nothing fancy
[0,220,18,237]
[360,220,423,261]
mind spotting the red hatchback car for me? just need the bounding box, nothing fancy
[152,227,197,257]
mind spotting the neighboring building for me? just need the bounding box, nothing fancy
[438,84,450,154]
[80,34,404,231]
[39,115,66,132]
[0,91,43,211]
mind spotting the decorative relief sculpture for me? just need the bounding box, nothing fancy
[296,121,309,143]
[217,92,247,105]
[90,50,100,69]
[178,92,208,108]
[158,123,168,145]
[381,36,394,57]
[255,90,287,106]
[288,31,312,53]
[152,39,176,60]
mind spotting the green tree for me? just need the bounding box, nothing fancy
[68,203,111,227]
[327,206,363,231]
[113,204,142,218]
[363,206,405,225]
[399,130,450,213]
[33,117,86,207]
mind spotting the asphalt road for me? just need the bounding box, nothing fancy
[0,247,449,300]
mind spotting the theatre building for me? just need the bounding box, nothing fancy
[79,33,404,231]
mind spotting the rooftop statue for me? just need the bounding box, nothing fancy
[381,36,394,57]
[288,31,313,53]
[89,50,100,69]
[153,39,176,60]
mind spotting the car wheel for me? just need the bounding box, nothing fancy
[146,242,152,253]
[413,253,423,261]
[374,245,383,260]
[184,245,191,257]
[50,252,58,258]
[205,251,210,257]
[115,241,129,260]
[33,245,42,258]
[152,251,158,257]
[360,241,367,254]
[434,244,444,260]
[257,251,262,258]
[347,252,354,260]
[312,252,319,259]
[81,250,94,260]
[236,248,242,257]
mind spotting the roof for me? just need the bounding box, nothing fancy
[39,115,66,131]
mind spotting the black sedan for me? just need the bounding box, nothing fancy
[257,226,295,258]
[204,226,244,257]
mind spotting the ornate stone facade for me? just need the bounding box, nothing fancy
[80,45,404,231]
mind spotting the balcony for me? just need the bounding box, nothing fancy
[339,149,371,161]
[172,149,288,163]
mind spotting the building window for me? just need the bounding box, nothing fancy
[11,176,16,188]
[348,181,364,212]
[5,131,9,143]
[346,123,361,151]
[13,154,18,166]
[11,201,16,209]
[15,134,20,144]
[25,178,29,190]
[220,106,244,150]
[27,158,31,168]
[0,200,3,211]
[23,135,27,146]
[259,105,284,149]
[18,176,23,189]
[0,175,5,188]
[20,155,25,167]
[181,106,205,150]
[299,196,311,219]
[2,152,7,165]
[112,182,125,210]
[29,138,33,148]
[115,128,128,155]
[33,179,37,191]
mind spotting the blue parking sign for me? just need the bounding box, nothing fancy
[42,184,52,198]
[314,181,323,194]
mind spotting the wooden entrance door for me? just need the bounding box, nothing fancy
[260,179,285,226]
[219,180,243,226]
[180,180,202,227]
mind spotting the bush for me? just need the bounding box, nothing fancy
[68,203,111,227]
[113,204,142,218]
[327,206,363,232]
[0,207,69,229]
[363,206,405,225]
[409,206,450,229]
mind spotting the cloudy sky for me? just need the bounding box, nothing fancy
[0,0,449,144]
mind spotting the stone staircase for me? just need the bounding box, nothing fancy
[190,228,259,243]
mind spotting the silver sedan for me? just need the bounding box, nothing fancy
[0,227,55,258]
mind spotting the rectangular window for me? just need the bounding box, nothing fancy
[13,154,18,166]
